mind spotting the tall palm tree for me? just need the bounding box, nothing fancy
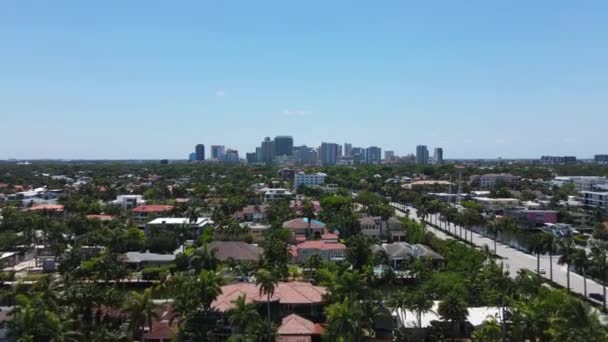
[196,270,223,312]
[190,243,218,272]
[573,249,589,298]
[124,288,158,340]
[324,299,363,341]
[256,268,278,320]
[388,290,410,327]
[543,234,556,282]
[408,289,434,328]
[301,199,315,238]
[438,292,469,341]
[487,217,500,253]
[228,294,260,336]
[558,237,576,291]
[591,243,608,311]
[529,234,546,274]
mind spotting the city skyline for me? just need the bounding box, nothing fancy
[1,1,607,159]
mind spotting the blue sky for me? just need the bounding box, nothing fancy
[1,1,607,159]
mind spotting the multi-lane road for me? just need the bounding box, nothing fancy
[391,202,607,309]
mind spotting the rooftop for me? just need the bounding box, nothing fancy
[132,204,175,213]
[278,313,325,336]
[211,282,327,312]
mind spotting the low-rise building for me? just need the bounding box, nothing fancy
[371,242,444,268]
[146,217,214,237]
[580,191,608,215]
[234,205,268,222]
[207,241,262,262]
[240,222,270,242]
[469,173,521,190]
[294,172,326,188]
[110,195,145,210]
[122,251,175,268]
[471,197,520,212]
[553,176,608,192]
[132,204,175,222]
[263,188,293,202]
[503,209,558,227]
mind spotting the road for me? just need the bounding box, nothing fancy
[391,202,608,307]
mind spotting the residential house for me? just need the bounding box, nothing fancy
[234,204,268,222]
[211,281,327,320]
[122,251,175,269]
[359,216,406,241]
[371,242,445,268]
[207,241,262,262]
[282,218,327,241]
[132,204,175,222]
[277,314,324,342]
[240,222,270,242]
[263,188,293,202]
[146,217,214,238]
[293,234,346,263]
[110,195,145,210]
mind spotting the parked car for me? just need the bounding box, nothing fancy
[589,293,605,302]
[537,268,546,275]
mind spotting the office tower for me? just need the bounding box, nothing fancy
[195,144,205,161]
[260,137,275,164]
[351,147,365,163]
[596,155,608,164]
[384,150,395,162]
[188,152,197,161]
[319,142,339,165]
[344,143,353,156]
[434,148,444,164]
[337,144,343,158]
[416,145,429,164]
[294,145,318,164]
[255,147,262,162]
[225,149,239,163]
[274,136,294,157]
[246,152,257,164]
[365,146,382,164]
[211,145,226,160]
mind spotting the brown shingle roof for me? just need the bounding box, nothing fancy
[23,204,64,212]
[283,218,326,230]
[208,241,262,261]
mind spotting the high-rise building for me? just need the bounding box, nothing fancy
[337,144,343,158]
[594,155,608,164]
[416,145,429,164]
[255,147,262,163]
[351,147,365,163]
[434,148,444,164]
[225,149,239,163]
[274,136,294,157]
[195,144,205,161]
[260,137,275,164]
[365,146,382,164]
[344,143,353,156]
[384,150,395,162]
[294,145,318,164]
[211,145,226,160]
[319,142,339,165]
[188,152,197,161]
[246,152,257,164]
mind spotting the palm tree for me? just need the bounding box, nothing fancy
[529,234,546,274]
[301,199,315,238]
[438,292,469,341]
[472,318,501,342]
[487,217,500,253]
[591,243,608,311]
[190,243,218,271]
[573,249,589,298]
[324,299,363,341]
[558,237,575,291]
[543,234,556,282]
[196,270,224,312]
[124,288,158,340]
[228,294,260,336]
[388,290,410,327]
[248,319,278,342]
[408,289,434,328]
[256,268,278,320]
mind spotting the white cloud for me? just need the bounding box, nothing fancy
[283,109,310,116]
[215,89,225,97]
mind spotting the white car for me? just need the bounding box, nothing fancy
[537,268,546,275]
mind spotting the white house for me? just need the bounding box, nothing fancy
[294,172,326,188]
[110,195,145,210]
[263,188,293,201]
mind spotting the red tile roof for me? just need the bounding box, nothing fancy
[211,282,327,312]
[23,204,64,212]
[142,321,176,341]
[132,204,174,213]
[321,233,339,240]
[278,314,325,336]
[86,214,114,221]
[296,240,346,251]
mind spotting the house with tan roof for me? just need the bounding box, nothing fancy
[277,314,324,342]
[211,282,327,320]
[132,204,175,222]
